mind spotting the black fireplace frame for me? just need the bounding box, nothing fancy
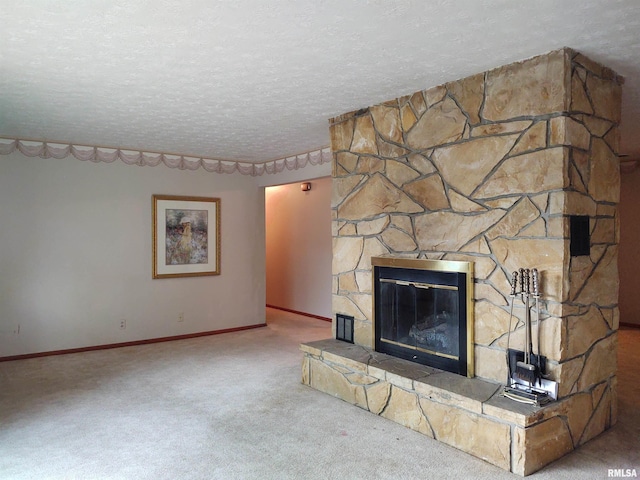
[372,257,475,377]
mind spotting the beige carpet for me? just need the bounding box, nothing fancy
[0,308,638,479]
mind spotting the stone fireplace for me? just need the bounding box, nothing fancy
[301,48,622,475]
[372,256,474,376]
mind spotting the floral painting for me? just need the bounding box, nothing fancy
[152,195,220,278]
[165,209,208,265]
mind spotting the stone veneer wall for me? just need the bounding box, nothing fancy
[329,48,621,428]
[301,48,623,475]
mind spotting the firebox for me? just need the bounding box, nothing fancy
[372,257,474,377]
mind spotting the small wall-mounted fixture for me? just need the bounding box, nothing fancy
[300,182,312,192]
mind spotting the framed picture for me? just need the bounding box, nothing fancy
[152,195,220,279]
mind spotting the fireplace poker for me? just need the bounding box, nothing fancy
[505,270,519,384]
[532,268,543,386]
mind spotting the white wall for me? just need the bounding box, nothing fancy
[0,152,266,357]
[265,177,332,319]
[619,167,640,326]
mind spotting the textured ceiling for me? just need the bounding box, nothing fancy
[1,0,640,163]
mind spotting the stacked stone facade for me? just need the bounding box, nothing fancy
[304,48,623,475]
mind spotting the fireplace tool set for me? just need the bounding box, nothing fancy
[503,268,558,406]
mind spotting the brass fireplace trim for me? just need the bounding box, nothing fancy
[371,256,475,377]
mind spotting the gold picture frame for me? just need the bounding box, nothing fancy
[152,194,220,279]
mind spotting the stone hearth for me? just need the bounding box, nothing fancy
[303,48,623,476]
[301,339,596,475]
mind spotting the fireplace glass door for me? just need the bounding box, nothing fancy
[379,279,459,358]
[373,258,472,376]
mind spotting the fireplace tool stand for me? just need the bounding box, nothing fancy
[503,268,557,406]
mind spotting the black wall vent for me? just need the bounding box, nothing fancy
[570,215,591,257]
[336,314,354,343]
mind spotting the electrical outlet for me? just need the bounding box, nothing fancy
[178,313,184,323]
[119,319,126,330]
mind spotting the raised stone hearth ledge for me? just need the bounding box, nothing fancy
[301,339,614,476]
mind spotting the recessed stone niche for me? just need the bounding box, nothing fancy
[301,47,623,475]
